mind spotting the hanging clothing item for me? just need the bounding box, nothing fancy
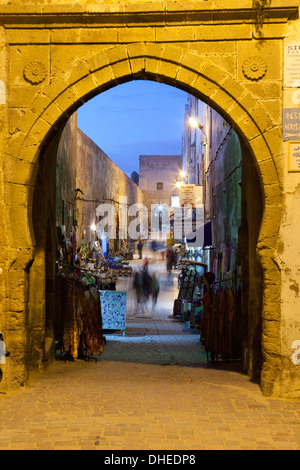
[0,340,6,365]
[232,285,242,358]
[226,288,236,357]
[200,290,213,356]
[218,288,227,356]
[55,276,104,359]
[209,289,221,359]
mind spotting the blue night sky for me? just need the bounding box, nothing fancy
[77,80,188,177]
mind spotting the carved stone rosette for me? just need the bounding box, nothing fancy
[242,56,267,81]
[24,61,47,85]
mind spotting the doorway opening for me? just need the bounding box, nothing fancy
[31,77,263,381]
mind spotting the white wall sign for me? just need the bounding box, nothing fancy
[179,184,203,207]
[0,81,6,104]
[284,44,300,87]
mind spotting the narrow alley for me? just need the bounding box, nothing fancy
[0,252,299,451]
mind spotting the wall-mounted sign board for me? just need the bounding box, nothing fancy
[283,108,300,141]
[288,141,300,172]
[284,44,300,88]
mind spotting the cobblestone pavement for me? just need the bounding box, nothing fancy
[0,257,300,451]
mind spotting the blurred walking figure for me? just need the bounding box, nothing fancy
[133,270,145,312]
[150,272,160,310]
[137,238,143,259]
[142,259,151,305]
[151,239,158,261]
[0,332,10,384]
[166,246,176,275]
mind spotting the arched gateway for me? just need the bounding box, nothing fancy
[0,1,299,398]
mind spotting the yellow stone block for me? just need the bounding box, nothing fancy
[237,114,261,141]
[14,108,39,135]
[219,75,245,101]
[10,45,50,87]
[263,183,282,206]
[29,93,51,116]
[157,60,180,80]
[145,57,160,76]
[110,59,132,81]
[180,50,205,74]
[19,137,41,167]
[9,86,40,109]
[155,26,195,43]
[65,60,91,85]
[210,88,236,114]
[7,131,27,159]
[191,41,236,56]
[209,55,236,78]
[145,42,164,60]
[237,40,282,82]
[105,44,129,66]
[175,67,199,88]
[250,104,274,134]
[51,44,89,76]
[50,29,78,44]
[126,42,147,59]
[41,101,63,127]
[262,127,283,158]
[129,57,146,76]
[5,183,34,208]
[193,75,218,99]
[259,99,282,126]
[44,75,71,101]
[3,154,34,186]
[79,28,118,44]
[119,27,155,43]
[9,108,24,135]
[73,74,99,101]
[249,134,272,163]
[92,66,117,89]
[201,61,229,85]
[27,117,51,146]
[6,29,50,45]
[195,24,252,41]
[51,86,80,114]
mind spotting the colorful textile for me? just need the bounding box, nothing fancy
[99,290,127,332]
[56,276,104,359]
[199,286,241,362]
[0,340,6,365]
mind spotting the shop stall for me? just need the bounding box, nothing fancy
[173,256,242,364]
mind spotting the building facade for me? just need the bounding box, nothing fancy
[139,154,182,238]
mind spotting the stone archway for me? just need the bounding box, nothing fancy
[3,42,286,396]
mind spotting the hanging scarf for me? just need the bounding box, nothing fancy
[0,340,6,365]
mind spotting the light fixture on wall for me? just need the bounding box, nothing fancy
[189,116,207,144]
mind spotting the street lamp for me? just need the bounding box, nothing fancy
[189,116,207,142]
[188,115,208,183]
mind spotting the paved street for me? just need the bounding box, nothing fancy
[0,256,299,451]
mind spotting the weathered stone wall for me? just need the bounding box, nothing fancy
[56,112,143,251]
[57,113,143,247]
[0,0,299,397]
